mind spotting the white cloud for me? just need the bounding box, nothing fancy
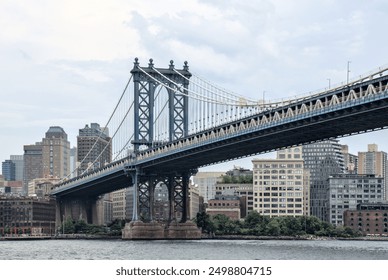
[1,0,388,169]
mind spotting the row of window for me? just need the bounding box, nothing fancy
[259,192,303,197]
[260,209,303,214]
[258,204,303,208]
[259,175,303,180]
[259,198,303,202]
[208,203,239,207]
[254,163,302,169]
[257,169,304,174]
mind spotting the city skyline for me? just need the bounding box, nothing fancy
[1,1,388,173]
[1,124,388,176]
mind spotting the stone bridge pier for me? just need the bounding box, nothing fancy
[55,197,99,231]
[122,169,201,239]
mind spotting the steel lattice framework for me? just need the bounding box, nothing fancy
[131,58,191,151]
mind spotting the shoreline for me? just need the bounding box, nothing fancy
[203,234,388,241]
[1,234,388,241]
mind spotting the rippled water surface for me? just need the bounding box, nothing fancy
[1,239,388,260]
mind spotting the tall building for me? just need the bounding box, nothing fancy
[69,147,77,178]
[328,174,385,226]
[341,145,358,174]
[23,143,43,194]
[42,126,70,179]
[358,144,388,200]
[77,123,112,225]
[77,123,111,174]
[2,160,15,181]
[23,126,70,194]
[252,147,310,218]
[10,155,24,181]
[302,140,345,221]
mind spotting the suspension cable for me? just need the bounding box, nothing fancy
[82,101,135,175]
[61,74,133,181]
[137,66,241,106]
[173,69,257,104]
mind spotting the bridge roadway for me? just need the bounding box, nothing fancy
[52,73,388,198]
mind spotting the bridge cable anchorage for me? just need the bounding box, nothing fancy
[59,74,134,183]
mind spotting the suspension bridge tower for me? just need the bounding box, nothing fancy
[122,58,201,239]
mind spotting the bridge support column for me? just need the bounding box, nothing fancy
[165,172,200,239]
[122,170,200,240]
[55,197,99,232]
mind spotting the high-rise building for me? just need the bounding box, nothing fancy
[42,126,70,179]
[23,143,43,194]
[302,140,345,221]
[69,147,77,178]
[10,155,24,181]
[358,144,388,200]
[77,123,112,225]
[2,160,15,181]
[341,145,358,174]
[23,126,70,194]
[252,147,310,218]
[77,123,111,174]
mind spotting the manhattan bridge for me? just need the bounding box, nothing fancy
[52,58,388,239]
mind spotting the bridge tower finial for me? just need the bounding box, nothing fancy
[169,60,174,70]
[134,57,139,67]
[148,58,154,68]
[183,61,189,71]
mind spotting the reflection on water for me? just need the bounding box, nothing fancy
[0,239,388,260]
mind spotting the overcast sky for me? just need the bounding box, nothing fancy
[1,0,388,173]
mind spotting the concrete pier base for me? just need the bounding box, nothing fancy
[122,221,201,240]
[165,221,201,239]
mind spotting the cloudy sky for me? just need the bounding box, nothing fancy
[1,0,388,172]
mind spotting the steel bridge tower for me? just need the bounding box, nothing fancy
[123,58,200,239]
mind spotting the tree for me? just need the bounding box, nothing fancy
[265,218,281,236]
[305,216,323,235]
[212,214,240,235]
[195,212,215,234]
[62,217,75,234]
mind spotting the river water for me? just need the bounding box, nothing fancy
[1,239,388,260]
